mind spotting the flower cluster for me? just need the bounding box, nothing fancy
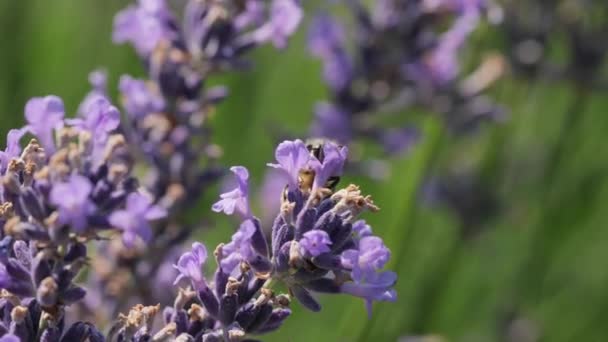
[158,139,396,340]
[308,0,505,156]
[0,92,165,340]
[85,0,304,317]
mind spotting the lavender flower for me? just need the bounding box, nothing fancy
[0,89,162,341]
[23,95,64,153]
[109,193,167,247]
[173,242,207,289]
[267,139,312,188]
[210,140,395,317]
[49,174,95,232]
[85,0,304,320]
[299,230,332,257]
[212,166,251,219]
[307,1,504,157]
[112,0,175,56]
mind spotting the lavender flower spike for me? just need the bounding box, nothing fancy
[212,166,251,219]
[109,192,167,247]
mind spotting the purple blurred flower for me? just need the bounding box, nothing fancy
[50,175,95,232]
[311,142,348,190]
[352,220,373,240]
[253,0,303,48]
[70,97,121,144]
[311,103,352,144]
[78,70,109,116]
[0,128,26,170]
[308,14,353,91]
[174,242,208,290]
[267,139,311,189]
[220,220,256,275]
[0,334,20,342]
[109,192,167,247]
[299,230,332,257]
[113,0,175,56]
[119,75,166,118]
[24,95,65,153]
[212,166,251,219]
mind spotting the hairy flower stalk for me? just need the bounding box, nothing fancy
[308,0,505,158]
[84,0,304,321]
[0,93,165,340]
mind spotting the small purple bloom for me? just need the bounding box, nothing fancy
[49,175,95,232]
[341,236,391,281]
[308,14,353,91]
[113,0,175,56]
[173,242,208,290]
[352,220,373,240]
[340,236,396,315]
[0,128,26,170]
[341,270,397,317]
[267,139,311,188]
[308,13,346,58]
[24,95,65,153]
[119,75,165,118]
[299,230,332,257]
[253,0,303,48]
[212,166,251,219]
[78,70,109,117]
[0,334,20,342]
[71,97,121,142]
[109,192,167,247]
[220,220,256,275]
[311,142,348,190]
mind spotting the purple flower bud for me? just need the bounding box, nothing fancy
[69,97,120,146]
[49,175,95,232]
[299,230,332,257]
[212,166,251,219]
[113,0,176,56]
[24,95,65,153]
[108,192,167,247]
[267,139,311,189]
[173,242,208,290]
[253,0,303,49]
[78,70,108,116]
[0,128,26,171]
[220,220,256,275]
[308,15,353,92]
[352,220,373,241]
[119,75,166,118]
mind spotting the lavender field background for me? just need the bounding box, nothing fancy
[1,1,607,341]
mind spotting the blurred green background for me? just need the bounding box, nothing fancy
[1,1,608,341]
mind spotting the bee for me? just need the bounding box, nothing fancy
[301,138,342,192]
